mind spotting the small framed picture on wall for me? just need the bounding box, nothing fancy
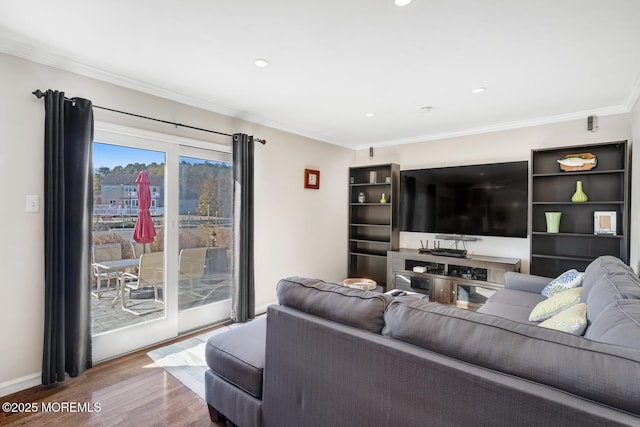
[304,169,320,189]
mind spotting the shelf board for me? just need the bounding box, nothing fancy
[350,223,390,229]
[350,182,391,187]
[531,253,594,262]
[349,238,391,244]
[532,169,625,178]
[532,201,623,205]
[532,231,623,238]
[350,203,392,206]
[349,251,388,259]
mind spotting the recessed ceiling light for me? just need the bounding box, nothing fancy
[365,113,375,118]
[471,87,487,94]
[254,58,270,68]
[394,0,413,6]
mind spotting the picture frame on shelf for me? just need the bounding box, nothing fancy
[594,211,616,235]
[304,168,320,189]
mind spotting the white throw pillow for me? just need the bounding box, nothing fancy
[529,287,583,322]
[540,303,588,335]
[541,269,584,297]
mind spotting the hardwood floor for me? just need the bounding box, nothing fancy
[0,327,227,426]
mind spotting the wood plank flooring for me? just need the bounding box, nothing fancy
[0,327,227,426]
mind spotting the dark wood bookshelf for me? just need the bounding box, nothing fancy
[530,141,629,277]
[348,164,399,288]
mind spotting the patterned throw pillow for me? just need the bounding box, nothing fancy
[541,269,585,297]
[540,303,588,335]
[529,287,583,321]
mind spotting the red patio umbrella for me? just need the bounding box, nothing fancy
[133,171,156,245]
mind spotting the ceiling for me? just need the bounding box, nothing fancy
[1,0,640,149]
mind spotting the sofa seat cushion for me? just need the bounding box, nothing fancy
[205,316,266,398]
[585,300,640,349]
[477,289,545,324]
[276,276,393,333]
[382,298,640,416]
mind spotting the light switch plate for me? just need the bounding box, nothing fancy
[25,195,40,213]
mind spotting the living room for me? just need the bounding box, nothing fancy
[1,0,640,421]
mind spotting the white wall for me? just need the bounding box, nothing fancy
[250,125,352,312]
[0,53,352,395]
[629,95,640,271]
[354,115,632,272]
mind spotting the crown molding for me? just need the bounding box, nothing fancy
[2,34,635,153]
[356,104,630,151]
[0,33,244,121]
[624,72,640,111]
[0,35,334,147]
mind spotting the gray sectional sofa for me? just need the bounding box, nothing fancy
[205,256,640,426]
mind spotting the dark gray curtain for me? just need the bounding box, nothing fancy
[231,133,255,322]
[42,90,94,385]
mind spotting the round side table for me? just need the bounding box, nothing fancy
[342,278,377,291]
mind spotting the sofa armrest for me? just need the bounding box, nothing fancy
[504,271,552,294]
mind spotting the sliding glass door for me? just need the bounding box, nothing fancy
[177,146,233,332]
[91,123,232,362]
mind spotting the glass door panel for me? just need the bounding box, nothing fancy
[177,148,232,332]
[91,142,167,334]
[90,128,178,363]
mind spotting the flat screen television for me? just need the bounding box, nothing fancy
[400,161,528,238]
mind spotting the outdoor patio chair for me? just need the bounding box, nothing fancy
[121,251,164,316]
[92,242,123,299]
[129,240,144,258]
[179,247,208,298]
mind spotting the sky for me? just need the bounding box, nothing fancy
[93,142,165,170]
[93,142,230,170]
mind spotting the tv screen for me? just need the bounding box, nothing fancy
[400,161,528,238]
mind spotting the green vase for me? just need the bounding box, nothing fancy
[380,193,387,204]
[545,212,562,233]
[571,180,588,202]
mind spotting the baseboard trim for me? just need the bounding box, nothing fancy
[255,302,274,316]
[0,372,41,398]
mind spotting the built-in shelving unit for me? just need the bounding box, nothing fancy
[348,164,400,288]
[530,141,629,277]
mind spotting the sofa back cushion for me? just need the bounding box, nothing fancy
[585,300,640,349]
[382,297,640,416]
[276,277,392,333]
[581,256,634,302]
[584,272,640,323]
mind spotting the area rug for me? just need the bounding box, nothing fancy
[146,326,231,400]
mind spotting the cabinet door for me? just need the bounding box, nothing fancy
[432,278,453,304]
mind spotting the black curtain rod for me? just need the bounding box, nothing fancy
[32,89,267,144]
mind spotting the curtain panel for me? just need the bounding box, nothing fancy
[41,90,94,384]
[231,133,255,322]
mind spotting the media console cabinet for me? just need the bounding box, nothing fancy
[387,249,522,310]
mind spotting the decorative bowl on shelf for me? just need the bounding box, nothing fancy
[557,152,597,171]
